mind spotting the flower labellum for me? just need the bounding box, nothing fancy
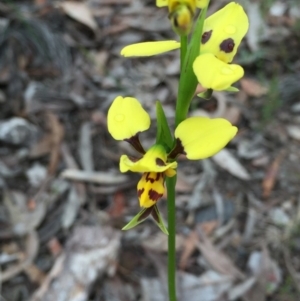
[137,172,165,208]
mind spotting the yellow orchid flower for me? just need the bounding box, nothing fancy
[107,96,237,230]
[121,2,247,59]
[120,2,248,91]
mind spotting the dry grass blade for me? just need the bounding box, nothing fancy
[196,226,245,280]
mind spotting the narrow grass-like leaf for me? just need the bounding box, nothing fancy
[175,4,209,126]
[122,207,152,230]
[152,205,169,235]
[156,101,174,151]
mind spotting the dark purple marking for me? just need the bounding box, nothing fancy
[148,189,163,202]
[220,38,235,53]
[156,158,166,166]
[201,30,212,44]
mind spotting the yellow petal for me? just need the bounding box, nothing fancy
[107,96,150,140]
[196,0,209,8]
[193,53,244,91]
[156,0,168,7]
[175,117,237,160]
[168,0,196,12]
[137,172,165,208]
[201,2,249,63]
[120,145,177,173]
[121,41,180,57]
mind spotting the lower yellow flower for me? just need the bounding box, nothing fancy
[120,144,177,173]
[137,172,165,208]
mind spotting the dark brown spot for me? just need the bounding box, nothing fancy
[220,38,235,53]
[137,188,144,197]
[128,156,139,162]
[125,134,145,154]
[145,173,155,183]
[148,189,163,202]
[138,207,153,221]
[156,158,166,166]
[201,30,212,44]
[151,208,159,223]
[168,138,185,159]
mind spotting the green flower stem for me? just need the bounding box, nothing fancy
[175,5,209,127]
[166,4,210,301]
[166,175,177,301]
[180,35,188,71]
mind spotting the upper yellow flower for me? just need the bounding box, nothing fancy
[200,2,249,63]
[156,0,209,10]
[119,2,249,91]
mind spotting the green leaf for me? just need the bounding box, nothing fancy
[151,205,169,235]
[225,86,239,92]
[122,207,152,231]
[175,5,209,126]
[156,101,174,151]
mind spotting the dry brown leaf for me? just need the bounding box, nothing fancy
[46,112,64,175]
[29,134,53,158]
[241,78,268,97]
[286,125,300,141]
[30,226,121,301]
[142,232,184,252]
[108,191,126,218]
[196,226,244,280]
[179,231,198,270]
[0,231,39,283]
[213,149,251,180]
[60,2,97,31]
[200,220,219,235]
[47,237,63,257]
[176,173,193,193]
[262,151,285,198]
